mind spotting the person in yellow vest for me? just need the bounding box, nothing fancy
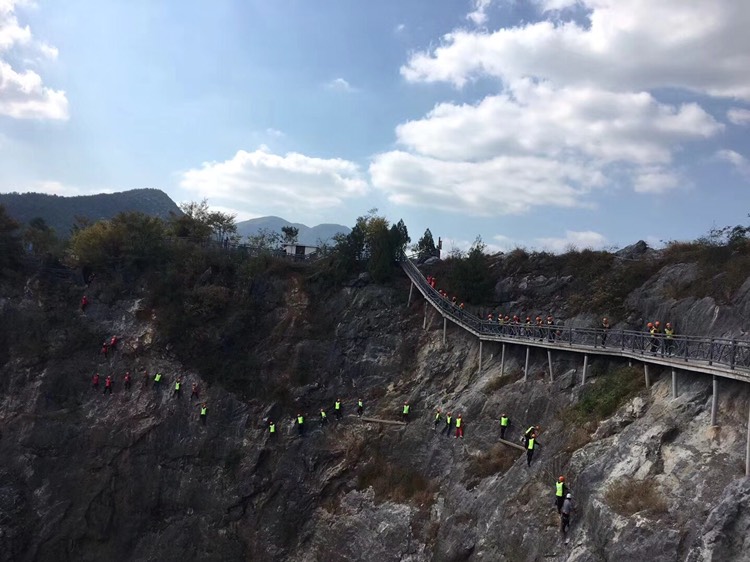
[200,403,207,425]
[357,398,364,417]
[334,399,342,420]
[527,433,537,466]
[269,420,276,436]
[153,372,163,388]
[664,322,675,355]
[648,321,661,354]
[434,408,442,431]
[455,414,464,439]
[173,377,181,398]
[296,413,304,435]
[601,317,611,347]
[320,408,328,426]
[500,414,510,439]
[442,412,452,436]
[555,476,569,513]
[402,402,410,423]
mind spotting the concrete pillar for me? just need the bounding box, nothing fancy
[478,340,483,374]
[582,355,589,385]
[671,368,677,399]
[500,344,506,377]
[443,317,447,345]
[644,363,651,388]
[711,376,719,426]
[547,350,554,382]
[408,283,414,307]
[423,301,427,330]
[746,399,750,477]
[524,347,530,381]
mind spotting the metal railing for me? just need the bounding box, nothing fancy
[402,258,750,373]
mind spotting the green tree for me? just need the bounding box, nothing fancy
[450,236,493,303]
[414,228,437,261]
[389,219,410,261]
[206,210,237,243]
[247,228,281,253]
[0,204,23,272]
[281,226,300,245]
[170,200,213,242]
[24,217,58,257]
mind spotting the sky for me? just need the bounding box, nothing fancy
[1,0,749,253]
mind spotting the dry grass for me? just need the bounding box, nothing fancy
[357,456,436,506]
[604,477,669,518]
[484,371,523,393]
[466,444,519,485]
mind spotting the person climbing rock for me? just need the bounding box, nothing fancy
[555,476,568,514]
[297,413,304,435]
[527,433,537,466]
[173,377,181,397]
[500,414,509,440]
[100,341,109,359]
[455,414,464,439]
[104,375,113,395]
[334,399,342,420]
[191,382,199,399]
[357,398,364,417]
[402,402,410,423]
[560,493,574,539]
[601,318,611,347]
[109,335,118,349]
[523,425,539,445]
[92,373,100,390]
[320,408,328,426]
[142,370,150,388]
[200,403,207,425]
[442,412,453,436]
[80,295,89,312]
[124,371,131,390]
[434,408,442,431]
[153,372,163,388]
[269,420,276,436]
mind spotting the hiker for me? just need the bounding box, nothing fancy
[560,493,574,538]
[142,370,150,388]
[92,373,100,390]
[191,382,199,399]
[357,398,364,417]
[527,433,537,466]
[523,425,539,445]
[200,403,207,425]
[109,335,118,349]
[500,414,509,439]
[153,372,163,388]
[442,412,453,436]
[334,399,342,420]
[455,414,464,439]
[320,408,328,426]
[434,408,442,431]
[80,295,89,312]
[100,341,109,359]
[297,413,304,435]
[648,321,661,354]
[124,371,131,390]
[104,375,112,395]
[664,322,675,355]
[269,420,276,436]
[555,476,569,514]
[402,402,410,423]
[601,318,611,347]
[173,377,181,397]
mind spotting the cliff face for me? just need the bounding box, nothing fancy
[1,260,749,561]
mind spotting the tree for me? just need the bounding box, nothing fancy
[450,236,493,303]
[389,219,410,261]
[206,210,237,243]
[247,228,281,253]
[0,204,23,272]
[24,217,58,257]
[281,226,299,245]
[414,228,437,261]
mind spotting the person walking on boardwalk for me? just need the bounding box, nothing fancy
[434,408,442,431]
[296,413,304,435]
[200,403,207,425]
[357,398,364,417]
[104,375,113,395]
[500,414,509,440]
[402,402,410,423]
[442,412,453,436]
[527,433,537,466]
[601,318,611,347]
[555,476,568,514]
[334,399,342,420]
[455,414,464,439]
[648,322,660,354]
[664,322,675,355]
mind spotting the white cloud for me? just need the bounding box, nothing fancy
[0,1,68,120]
[467,0,494,26]
[180,146,369,216]
[395,23,406,33]
[535,230,608,252]
[265,128,284,138]
[401,0,750,100]
[632,168,681,193]
[326,77,356,93]
[717,149,750,177]
[727,108,750,126]
[22,180,112,196]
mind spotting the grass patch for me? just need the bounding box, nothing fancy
[465,444,518,485]
[484,371,523,393]
[604,477,668,518]
[357,456,435,506]
[566,366,644,425]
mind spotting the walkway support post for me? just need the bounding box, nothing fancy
[711,376,719,426]
[671,368,678,399]
[644,363,651,388]
[479,340,483,374]
[443,317,447,345]
[423,301,427,330]
[582,355,589,385]
[524,347,530,381]
[746,400,750,477]
[547,350,554,382]
[408,283,414,307]
[500,344,506,377]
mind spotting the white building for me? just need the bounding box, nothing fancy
[282,243,319,259]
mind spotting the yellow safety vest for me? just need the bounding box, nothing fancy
[200,407,207,416]
[528,437,535,450]
[297,416,304,424]
[175,381,181,390]
[665,328,674,338]
[500,416,509,427]
[556,481,564,497]
[154,373,162,382]
[456,418,462,428]
[269,423,275,433]
[403,405,410,414]
[320,411,327,419]
[335,401,341,410]
[446,416,452,425]
[435,412,441,421]
[358,400,363,408]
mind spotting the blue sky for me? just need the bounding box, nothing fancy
[1,0,749,252]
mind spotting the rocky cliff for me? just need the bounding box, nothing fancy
[1,254,750,561]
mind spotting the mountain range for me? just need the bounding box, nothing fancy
[236,216,350,246]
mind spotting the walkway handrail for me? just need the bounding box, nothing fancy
[401,259,750,373]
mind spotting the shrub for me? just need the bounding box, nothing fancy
[465,444,518,483]
[357,456,435,505]
[566,366,644,424]
[604,477,668,517]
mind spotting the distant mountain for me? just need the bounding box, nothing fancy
[0,188,181,237]
[236,216,350,246]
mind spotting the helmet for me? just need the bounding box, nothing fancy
[566,493,572,499]
[558,476,565,482]
[536,316,542,321]
[526,316,531,321]
[603,317,608,322]
[666,323,672,328]
[655,321,661,327]
[647,322,653,328]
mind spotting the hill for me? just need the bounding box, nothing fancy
[0,188,181,237]
[236,215,349,246]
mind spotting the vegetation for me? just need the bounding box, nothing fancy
[414,228,437,261]
[604,477,669,518]
[0,205,23,274]
[357,454,435,506]
[465,444,517,485]
[565,366,644,425]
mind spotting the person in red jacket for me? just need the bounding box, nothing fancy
[124,371,131,390]
[104,375,113,395]
[191,382,200,399]
[92,373,100,390]
[109,336,118,349]
[100,341,109,359]
[80,295,89,312]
